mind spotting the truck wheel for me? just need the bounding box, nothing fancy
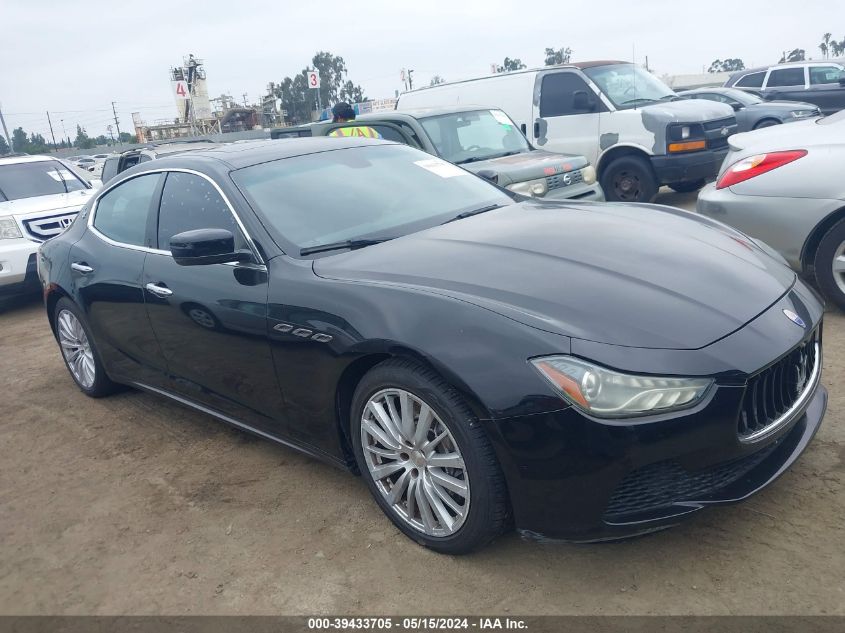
[600,156,658,203]
[814,218,845,311]
[668,179,706,194]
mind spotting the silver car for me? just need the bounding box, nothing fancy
[697,110,845,308]
[678,87,819,132]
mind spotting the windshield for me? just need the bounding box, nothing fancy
[721,88,763,105]
[419,109,530,164]
[583,64,675,109]
[232,144,512,254]
[0,160,88,202]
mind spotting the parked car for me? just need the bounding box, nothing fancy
[698,109,845,309]
[726,61,845,115]
[678,87,820,132]
[39,138,826,552]
[100,141,220,184]
[0,155,98,305]
[71,156,97,171]
[273,105,604,201]
[396,61,737,201]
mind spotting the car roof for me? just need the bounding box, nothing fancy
[360,104,505,120]
[143,137,396,170]
[729,60,844,80]
[0,154,62,166]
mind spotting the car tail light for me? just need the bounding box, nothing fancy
[716,150,807,189]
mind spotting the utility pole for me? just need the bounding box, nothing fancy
[407,69,414,90]
[0,103,12,153]
[111,102,121,140]
[242,93,249,108]
[46,111,58,152]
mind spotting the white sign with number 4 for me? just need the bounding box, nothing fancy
[307,71,320,89]
[173,80,189,100]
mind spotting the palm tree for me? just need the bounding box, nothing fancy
[821,32,832,59]
[832,39,845,58]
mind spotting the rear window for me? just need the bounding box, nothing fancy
[0,160,88,201]
[767,68,805,87]
[735,72,765,88]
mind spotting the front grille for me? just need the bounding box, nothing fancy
[546,170,583,191]
[605,441,779,519]
[703,116,737,150]
[738,329,819,441]
[21,211,79,241]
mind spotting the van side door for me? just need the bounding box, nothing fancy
[532,70,605,164]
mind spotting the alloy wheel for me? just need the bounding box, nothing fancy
[833,240,845,296]
[360,388,470,537]
[57,309,96,389]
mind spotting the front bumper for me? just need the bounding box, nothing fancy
[650,148,728,185]
[0,238,39,297]
[544,182,605,202]
[484,288,826,542]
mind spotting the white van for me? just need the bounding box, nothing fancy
[397,61,737,202]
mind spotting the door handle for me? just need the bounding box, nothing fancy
[145,282,173,298]
[533,122,540,138]
[71,262,93,274]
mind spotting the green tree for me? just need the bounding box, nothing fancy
[12,127,27,152]
[311,51,349,107]
[0,134,9,155]
[74,124,95,149]
[708,58,745,73]
[544,47,572,66]
[497,57,526,73]
[832,39,845,57]
[94,134,109,146]
[779,48,806,63]
[820,32,832,59]
[429,75,446,86]
[118,132,135,143]
[339,80,367,104]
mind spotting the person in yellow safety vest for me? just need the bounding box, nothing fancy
[328,101,383,139]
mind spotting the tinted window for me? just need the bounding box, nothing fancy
[540,72,595,116]
[0,160,88,202]
[157,171,244,251]
[101,158,118,183]
[735,72,765,88]
[809,65,842,85]
[232,144,511,252]
[93,173,161,246]
[767,68,805,87]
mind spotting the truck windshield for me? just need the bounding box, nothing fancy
[418,109,530,165]
[583,64,676,110]
[0,160,88,202]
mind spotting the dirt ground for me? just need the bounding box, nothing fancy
[1,191,844,615]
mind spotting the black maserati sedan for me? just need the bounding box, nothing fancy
[38,138,826,553]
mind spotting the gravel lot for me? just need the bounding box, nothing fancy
[1,190,843,615]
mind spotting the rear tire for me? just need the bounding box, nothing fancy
[350,358,510,554]
[53,297,120,398]
[753,118,781,130]
[600,155,658,203]
[668,179,706,194]
[814,218,845,311]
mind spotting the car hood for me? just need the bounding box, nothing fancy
[639,98,734,122]
[314,201,796,350]
[758,100,819,111]
[728,115,839,152]
[0,190,94,217]
[462,150,589,186]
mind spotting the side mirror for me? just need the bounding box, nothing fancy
[170,228,249,266]
[476,169,499,184]
[730,102,743,111]
[839,75,845,87]
[572,90,596,112]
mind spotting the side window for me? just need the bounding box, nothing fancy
[100,158,118,184]
[93,173,161,246]
[766,67,805,88]
[540,72,595,117]
[157,171,245,251]
[735,72,765,88]
[809,65,843,85]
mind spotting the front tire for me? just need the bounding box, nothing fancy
[53,297,119,397]
[600,155,658,203]
[814,218,845,311]
[753,118,781,130]
[350,358,510,554]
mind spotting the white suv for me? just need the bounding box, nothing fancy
[0,155,98,304]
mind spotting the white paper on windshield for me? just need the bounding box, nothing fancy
[490,110,513,126]
[414,158,469,178]
[47,169,74,182]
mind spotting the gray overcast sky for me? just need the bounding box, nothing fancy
[2,0,843,140]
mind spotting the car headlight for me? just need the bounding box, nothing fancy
[0,216,23,240]
[531,356,713,418]
[581,165,597,185]
[790,110,815,118]
[506,178,548,197]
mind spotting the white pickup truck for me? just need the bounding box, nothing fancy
[0,155,98,305]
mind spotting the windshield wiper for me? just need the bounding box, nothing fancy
[444,203,504,224]
[300,238,391,256]
[457,150,522,165]
[53,165,69,194]
[619,97,659,106]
